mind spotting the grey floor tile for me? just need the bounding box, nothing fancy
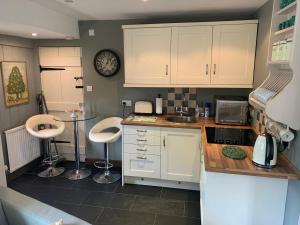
[52,188,90,204]
[32,176,75,189]
[12,185,55,204]
[96,208,155,225]
[8,174,38,186]
[51,201,103,224]
[184,201,200,218]
[161,188,200,202]
[83,191,135,210]
[116,183,162,197]
[155,214,201,225]
[132,196,184,216]
[72,178,120,192]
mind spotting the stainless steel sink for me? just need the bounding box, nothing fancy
[166,116,197,123]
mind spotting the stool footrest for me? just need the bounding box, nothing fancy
[42,154,60,164]
[94,161,113,169]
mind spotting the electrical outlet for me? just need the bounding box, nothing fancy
[88,29,95,36]
[86,86,93,92]
[122,100,132,107]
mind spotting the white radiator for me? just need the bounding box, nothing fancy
[5,125,40,173]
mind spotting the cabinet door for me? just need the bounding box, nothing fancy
[124,28,171,85]
[124,153,161,179]
[171,26,212,85]
[161,128,201,183]
[211,24,257,86]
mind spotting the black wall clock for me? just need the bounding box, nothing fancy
[93,49,120,77]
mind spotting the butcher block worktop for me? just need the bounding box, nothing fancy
[122,115,300,180]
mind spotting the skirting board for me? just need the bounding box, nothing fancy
[123,176,200,191]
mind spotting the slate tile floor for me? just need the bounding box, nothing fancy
[8,162,200,225]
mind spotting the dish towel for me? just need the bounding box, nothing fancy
[253,88,276,104]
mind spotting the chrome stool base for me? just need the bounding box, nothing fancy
[38,166,65,178]
[93,171,121,184]
[65,168,91,180]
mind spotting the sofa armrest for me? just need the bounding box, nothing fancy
[0,187,91,225]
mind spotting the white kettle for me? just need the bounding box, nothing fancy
[252,133,277,168]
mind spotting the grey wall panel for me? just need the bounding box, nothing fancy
[253,0,273,88]
[0,36,39,165]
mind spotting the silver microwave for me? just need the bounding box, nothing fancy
[215,96,249,125]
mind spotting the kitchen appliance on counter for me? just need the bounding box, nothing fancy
[252,133,278,168]
[215,96,249,125]
[134,101,153,114]
[205,127,257,146]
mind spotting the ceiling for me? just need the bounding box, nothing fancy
[32,0,269,20]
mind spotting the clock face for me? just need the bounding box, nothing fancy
[94,49,120,77]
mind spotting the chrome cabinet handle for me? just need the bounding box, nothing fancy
[163,137,166,147]
[165,65,168,76]
[137,139,147,142]
[136,156,147,160]
[206,64,209,75]
[213,64,216,75]
[136,129,147,133]
[136,148,147,152]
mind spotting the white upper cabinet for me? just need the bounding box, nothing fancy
[171,26,212,85]
[122,21,257,88]
[211,24,257,86]
[124,28,171,85]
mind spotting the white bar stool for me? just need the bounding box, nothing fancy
[26,114,65,178]
[89,117,122,184]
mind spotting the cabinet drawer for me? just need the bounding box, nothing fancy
[124,143,160,155]
[124,153,160,179]
[124,134,161,146]
[123,126,160,136]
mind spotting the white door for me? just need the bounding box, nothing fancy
[171,26,212,85]
[124,28,171,85]
[39,47,86,161]
[161,128,201,183]
[211,24,257,86]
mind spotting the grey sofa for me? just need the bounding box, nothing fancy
[0,187,91,225]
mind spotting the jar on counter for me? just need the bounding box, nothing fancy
[286,38,293,61]
[278,40,287,61]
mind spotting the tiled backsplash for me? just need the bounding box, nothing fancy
[163,88,197,114]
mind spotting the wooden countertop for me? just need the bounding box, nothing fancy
[121,115,300,180]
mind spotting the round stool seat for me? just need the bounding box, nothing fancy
[25,114,65,178]
[89,132,121,143]
[89,117,122,184]
[89,117,122,143]
[26,114,65,139]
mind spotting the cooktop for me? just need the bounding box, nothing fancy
[205,127,257,146]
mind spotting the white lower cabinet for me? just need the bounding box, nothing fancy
[200,147,288,225]
[161,128,201,183]
[122,125,201,185]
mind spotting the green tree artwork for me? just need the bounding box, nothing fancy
[1,62,29,107]
[6,66,26,101]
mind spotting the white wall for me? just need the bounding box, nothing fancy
[0,0,79,39]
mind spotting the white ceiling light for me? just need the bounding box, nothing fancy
[31,33,37,37]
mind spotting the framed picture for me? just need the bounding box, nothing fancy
[1,61,29,107]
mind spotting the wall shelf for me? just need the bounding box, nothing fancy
[251,0,300,130]
[268,60,289,65]
[277,1,297,15]
[274,26,295,36]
